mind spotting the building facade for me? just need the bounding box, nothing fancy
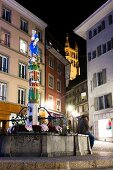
[0,0,47,130]
[64,34,80,80]
[74,0,113,141]
[66,78,88,132]
[45,46,70,124]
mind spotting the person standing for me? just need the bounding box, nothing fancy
[77,115,95,149]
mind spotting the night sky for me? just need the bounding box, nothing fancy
[15,0,108,57]
[15,1,108,44]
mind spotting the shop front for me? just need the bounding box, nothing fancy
[0,101,26,133]
[94,112,113,142]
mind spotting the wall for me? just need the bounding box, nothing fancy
[0,133,91,157]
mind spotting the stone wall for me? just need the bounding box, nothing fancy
[0,133,91,157]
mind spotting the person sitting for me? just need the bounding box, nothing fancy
[77,115,95,149]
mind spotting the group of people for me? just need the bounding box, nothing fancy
[77,115,95,149]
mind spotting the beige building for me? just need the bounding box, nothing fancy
[66,77,88,132]
[0,0,47,130]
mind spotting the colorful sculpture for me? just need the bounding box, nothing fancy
[29,30,39,57]
[27,30,40,127]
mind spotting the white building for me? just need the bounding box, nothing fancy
[74,0,113,142]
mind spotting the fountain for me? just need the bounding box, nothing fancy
[0,30,91,157]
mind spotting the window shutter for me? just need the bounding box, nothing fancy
[102,68,106,84]
[108,93,112,108]
[93,73,97,88]
[94,97,98,111]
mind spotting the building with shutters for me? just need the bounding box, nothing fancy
[74,0,113,141]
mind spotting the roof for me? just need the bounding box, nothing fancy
[47,47,70,66]
[73,0,113,39]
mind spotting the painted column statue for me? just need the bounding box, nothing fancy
[27,29,40,126]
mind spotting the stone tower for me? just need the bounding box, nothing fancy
[64,34,80,80]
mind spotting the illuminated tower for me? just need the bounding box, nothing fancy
[27,30,40,125]
[64,34,80,80]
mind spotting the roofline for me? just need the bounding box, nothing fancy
[73,0,112,39]
[48,47,70,66]
[2,0,47,29]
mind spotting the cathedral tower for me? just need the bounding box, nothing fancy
[65,34,80,80]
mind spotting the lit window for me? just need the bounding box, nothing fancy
[48,95,53,110]
[20,39,28,55]
[81,92,87,101]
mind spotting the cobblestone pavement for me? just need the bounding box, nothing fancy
[93,140,113,156]
[0,140,113,170]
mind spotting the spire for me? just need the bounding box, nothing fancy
[65,33,70,47]
[75,42,78,52]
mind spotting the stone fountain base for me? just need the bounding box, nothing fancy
[0,133,91,157]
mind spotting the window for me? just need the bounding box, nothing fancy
[107,41,112,51]
[0,54,8,73]
[49,57,54,69]
[101,20,105,30]
[48,74,54,89]
[1,29,10,47]
[92,50,96,59]
[2,7,11,23]
[81,92,87,101]
[103,44,106,54]
[111,38,113,49]
[19,63,27,79]
[48,95,53,110]
[94,93,112,111]
[99,96,104,110]
[57,62,62,75]
[0,82,7,101]
[98,25,102,33]
[104,93,112,109]
[56,99,61,112]
[57,79,61,92]
[89,30,92,39]
[108,15,112,25]
[93,29,97,36]
[37,30,42,42]
[20,18,28,33]
[97,72,103,86]
[20,39,28,55]
[18,88,25,105]
[88,52,91,61]
[97,45,101,56]
[93,69,106,88]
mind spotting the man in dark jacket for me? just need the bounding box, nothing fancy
[77,115,95,149]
